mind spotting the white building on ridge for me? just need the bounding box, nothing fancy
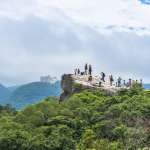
[40,75,57,84]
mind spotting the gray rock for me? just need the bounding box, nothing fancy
[60,74,127,101]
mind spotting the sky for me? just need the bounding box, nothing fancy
[0,0,150,86]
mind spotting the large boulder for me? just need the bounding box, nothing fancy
[60,74,92,101]
[60,74,74,101]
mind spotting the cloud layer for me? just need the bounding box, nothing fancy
[0,0,150,85]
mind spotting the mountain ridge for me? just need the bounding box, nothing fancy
[0,81,61,109]
[0,84,11,103]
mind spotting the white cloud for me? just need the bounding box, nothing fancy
[1,0,150,34]
[0,0,150,85]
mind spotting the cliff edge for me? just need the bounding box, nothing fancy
[60,74,127,101]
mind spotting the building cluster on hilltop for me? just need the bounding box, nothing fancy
[40,75,57,84]
[74,64,143,88]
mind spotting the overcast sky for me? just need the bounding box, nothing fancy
[0,0,150,86]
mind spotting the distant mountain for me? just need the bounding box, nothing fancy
[7,85,20,93]
[0,84,11,103]
[2,81,61,109]
[144,84,150,90]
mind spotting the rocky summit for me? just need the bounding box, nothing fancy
[60,74,128,101]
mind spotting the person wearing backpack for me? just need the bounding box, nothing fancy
[101,72,106,82]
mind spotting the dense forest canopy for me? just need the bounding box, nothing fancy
[0,84,150,150]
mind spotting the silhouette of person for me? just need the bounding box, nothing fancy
[140,79,143,87]
[77,69,80,75]
[109,75,114,86]
[129,78,132,87]
[117,77,122,87]
[89,65,92,75]
[101,72,106,82]
[123,80,126,86]
[74,68,77,75]
[85,63,88,75]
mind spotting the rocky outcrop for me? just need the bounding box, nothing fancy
[60,74,74,101]
[60,74,127,101]
[60,74,93,101]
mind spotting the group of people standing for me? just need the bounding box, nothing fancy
[117,78,143,88]
[108,75,143,88]
[107,75,142,88]
[74,64,92,76]
[74,64,143,88]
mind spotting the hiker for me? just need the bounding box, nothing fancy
[74,68,77,75]
[123,80,126,87]
[77,68,80,75]
[140,79,143,87]
[89,65,92,75]
[109,75,114,86]
[117,77,122,87]
[128,78,132,87]
[85,63,88,75]
[101,72,106,82]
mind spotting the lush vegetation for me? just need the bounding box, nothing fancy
[0,84,150,150]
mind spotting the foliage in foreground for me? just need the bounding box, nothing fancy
[0,84,150,150]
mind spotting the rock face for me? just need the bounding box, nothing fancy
[60,74,74,101]
[60,74,127,101]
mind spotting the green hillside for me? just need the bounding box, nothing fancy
[5,81,61,109]
[0,84,11,103]
[0,84,149,150]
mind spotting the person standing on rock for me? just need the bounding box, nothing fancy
[140,79,143,87]
[77,68,80,75]
[129,78,132,87]
[109,75,114,86]
[101,72,106,82]
[89,65,92,75]
[123,80,126,87]
[74,68,77,75]
[85,63,88,75]
[117,77,122,87]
